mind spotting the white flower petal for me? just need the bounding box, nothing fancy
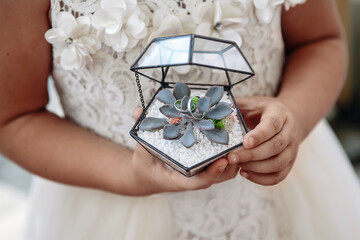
[56,12,78,36]
[149,15,183,40]
[284,0,306,10]
[256,7,274,24]
[272,0,285,5]
[254,0,269,10]
[111,8,127,22]
[221,4,247,18]
[56,12,76,28]
[126,13,147,38]
[101,0,127,11]
[126,12,142,31]
[60,46,81,70]
[71,16,91,38]
[45,28,68,46]
[125,37,138,51]
[80,36,101,54]
[108,31,129,52]
[76,16,91,27]
[92,9,110,29]
[221,17,246,28]
[105,22,123,35]
[129,24,147,39]
[195,22,213,36]
[220,29,243,47]
[152,9,169,28]
[125,0,137,6]
[192,2,214,24]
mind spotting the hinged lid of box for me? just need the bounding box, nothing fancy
[130,34,255,88]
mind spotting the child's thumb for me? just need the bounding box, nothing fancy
[133,108,143,120]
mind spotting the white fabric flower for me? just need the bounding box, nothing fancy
[253,0,284,24]
[45,12,100,70]
[146,9,186,73]
[92,0,148,52]
[191,0,247,48]
[283,0,306,10]
[147,9,184,41]
[253,0,307,24]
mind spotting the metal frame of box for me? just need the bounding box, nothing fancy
[129,34,255,177]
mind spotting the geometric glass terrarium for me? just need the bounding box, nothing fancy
[130,34,255,177]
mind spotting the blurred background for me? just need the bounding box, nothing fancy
[0,0,359,239]
[329,0,360,172]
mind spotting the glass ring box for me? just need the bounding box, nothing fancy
[129,34,254,177]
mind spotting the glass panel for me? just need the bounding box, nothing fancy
[132,34,254,86]
[136,67,163,83]
[192,36,253,75]
[223,47,252,73]
[136,65,251,87]
[192,37,231,69]
[135,35,191,68]
[165,66,229,86]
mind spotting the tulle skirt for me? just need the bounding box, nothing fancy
[25,120,360,240]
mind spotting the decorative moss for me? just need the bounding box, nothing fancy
[212,119,225,129]
[192,96,200,107]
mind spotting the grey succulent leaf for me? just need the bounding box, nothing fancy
[197,96,211,113]
[156,89,176,104]
[173,82,191,100]
[205,103,233,120]
[190,108,204,119]
[205,86,224,106]
[218,102,232,108]
[159,104,181,118]
[181,96,189,110]
[163,120,186,140]
[180,122,197,148]
[139,117,168,131]
[201,128,229,145]
[194,119,215,130]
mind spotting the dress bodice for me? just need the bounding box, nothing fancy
[47,1,305,239]
[47,0,296,149]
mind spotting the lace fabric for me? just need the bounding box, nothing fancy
[50,0,284,148]
[23,1,360,239]
[43,0,298,239]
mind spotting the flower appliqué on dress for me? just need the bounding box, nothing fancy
[92,0,148,52]
[191,0,248,48]
[45,0,307,70]
[45,12,101,70]
[253,0,307,24]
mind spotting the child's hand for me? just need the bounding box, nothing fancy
[228,97,301,186]
[128,109,240,196]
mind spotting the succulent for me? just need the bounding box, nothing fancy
[139,82,234,148]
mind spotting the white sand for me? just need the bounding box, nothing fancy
[138,92,243,168]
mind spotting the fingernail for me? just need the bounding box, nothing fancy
[229,154,239,164]
[240,170,249,178]
[248,137,255,148]
[218,164,227,172]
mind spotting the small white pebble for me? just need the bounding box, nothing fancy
[137,91,244,168]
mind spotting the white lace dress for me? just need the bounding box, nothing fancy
[25,0,360,239]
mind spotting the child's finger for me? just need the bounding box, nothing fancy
[133,108,143,120]
[228,121,291,164]
[238,147,294,174]
[175,158,228,191]
[243,105,286,149]
[215,164,240,183]
[239,161,294,186]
